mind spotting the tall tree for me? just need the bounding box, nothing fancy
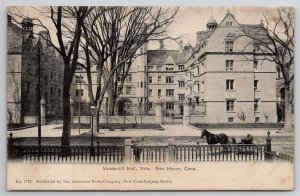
[241,8,294,132]
[79,6,178,132]
[10,6,93,145]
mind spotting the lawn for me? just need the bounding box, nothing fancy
[53,123,163,130]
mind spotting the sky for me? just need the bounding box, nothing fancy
[8,6,278,50]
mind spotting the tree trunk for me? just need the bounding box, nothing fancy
[92,110,99,134]
[61,79,72,155]
[107,80,115,115]
[284,84,293,132]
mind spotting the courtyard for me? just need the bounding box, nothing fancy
[7,124,294,156]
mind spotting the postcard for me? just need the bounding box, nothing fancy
[7,6,294,190]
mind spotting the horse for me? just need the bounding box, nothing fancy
[200,129,229,144]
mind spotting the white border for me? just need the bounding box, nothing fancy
[1,0,299,195]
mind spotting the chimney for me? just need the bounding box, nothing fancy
[159,40,165,51]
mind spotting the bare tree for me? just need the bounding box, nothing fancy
[79,6,179,132]
[9,6,93,146]
[240,8,294,132]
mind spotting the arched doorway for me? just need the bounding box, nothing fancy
[178,104,183,115]
[117,99,133,116]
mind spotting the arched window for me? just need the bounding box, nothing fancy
[280,88,285,100]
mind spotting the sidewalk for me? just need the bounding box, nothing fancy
[7,124,292,138]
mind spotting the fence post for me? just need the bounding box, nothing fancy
[155,101,163,124]
[167,139,175,162]
[125,139,132,163]
[41,98,46,125]
[121,115,126,131]
[183,100,190,124]
[7,133,14,159]
[265,131,272,161]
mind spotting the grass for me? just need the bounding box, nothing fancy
[192,123,284,129]
[53,123,163,130]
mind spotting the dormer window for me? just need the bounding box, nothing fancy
[225,41,233,52]
[166,65,174,71]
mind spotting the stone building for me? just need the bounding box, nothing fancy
[184,11,277,123]
[70,10,279,124]
[7,15,64,125]
[147,41,192,117]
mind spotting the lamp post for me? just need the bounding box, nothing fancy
[78,72,81,134]
[90,105,96,156]
[37,38,42,148]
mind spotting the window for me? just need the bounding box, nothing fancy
[179,94,185,100]
[76,76,83,84]
[126,87,132,94]
[166,65,174,71]
[118,76,122,82]
[254,80,258,91]
[178,65,184,70]
[148,66,154,70]
[141,82,143,88]
[178,81,185,88]
[228,117,234,122]
[226,100,235,112]
[158,89,161,97]
[197,66,200,75]
[197,83,200,92]
[157,66,162,71]
[50,87,54,95]
[126,74,132,82]
[50,72,54,79]
[58,89,61,96]
[58,74,62,82]
[254,60,258,70]
[166,102,174,110]
[166,89,174,97]
[76,66,83,71]
[158,76,161,83]
[149,102,153,109]
[149,89,153,96]
[75,89,83,96]
[225,41,233,52]
[226,60,234,71]
[118,86,123,94]
[149,76,152,84]
[226,80,234,90]
[166,76,174,83]
[226,22,233,26]
[254,99,259,112]
[201,81,205,93]
[255,117,260,123]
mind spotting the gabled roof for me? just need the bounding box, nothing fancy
[165,55,175,65]
[240,24,272,44]
[147,50,179,65]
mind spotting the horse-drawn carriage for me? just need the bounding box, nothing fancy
[200,129,257,155]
